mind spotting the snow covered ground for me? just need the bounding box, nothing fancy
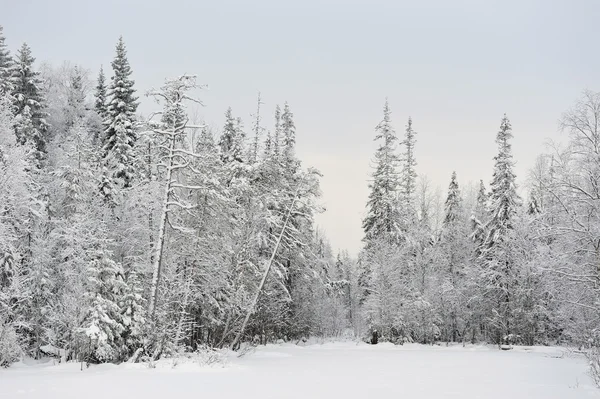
[2,342,599,398]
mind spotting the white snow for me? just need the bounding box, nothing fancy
[1,342,599,399]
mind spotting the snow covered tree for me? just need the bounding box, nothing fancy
[94,66,108,120]
[11,43,48,163]
[103,37,138,188]
[145,75,207,319]
[64,67,86,129]
[120,267,146,354]
[401,117,418,210]
[536,91,600,348]
[273,104,281,160]
[218,107,245,164]
[80,246,127,363]
[471,179,488,257]
[0,93,34,364]
[443,172,461,227]
[263,129,272,159]
[437,171,471,342]
[0,26,12,95]
[479,114,521,343]
[249,92,263,164]
[362,100,401,245]
[281,102,297,173]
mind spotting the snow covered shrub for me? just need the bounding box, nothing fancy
[237,342,257,358]
[0,319,22,367]
[588,348,600,388]
[194,345,226,366]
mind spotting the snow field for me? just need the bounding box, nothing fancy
[2,342,599,399]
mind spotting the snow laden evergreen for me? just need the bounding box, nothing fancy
[102,37,138,190]
[249,92,263,164]
[11,43,48,164]
[0,26,12,95]
[479,114,522,342]
[94,66,108,119]
[80,244,127,363]
[443,172,461,227]
[470,179,488,257]
[272,104,281,160]
[437,171,471,342]
[218,107,245,164]
[400,116,417,211]
[281,102,297,174]
[362,100,401,245]
[359,101,404,335]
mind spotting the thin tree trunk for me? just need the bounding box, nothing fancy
[148,133,176,319]
[230,186,301,350]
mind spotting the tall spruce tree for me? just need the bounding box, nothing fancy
[483,115,520,249]
[401,117,417,209]
[281,101,296,171]
[443,171,461,227]
[0,26,12,95]
[439,171,470,341]
[273,104,281,160]
[480,114,521,342]
[11,43,48,162]
[94,66,108,121]
[471,180,488,255]
[263,129,272,159]
[250,92,263,163]
[362,100,401,245]
[103,37,138,188]
[218,107,245,164]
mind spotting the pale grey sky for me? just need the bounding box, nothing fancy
[2,0,599,255]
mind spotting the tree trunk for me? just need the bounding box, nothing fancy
[148,133,176,319]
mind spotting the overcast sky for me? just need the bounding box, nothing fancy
[3,0,599,255]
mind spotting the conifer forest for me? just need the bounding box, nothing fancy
[2,4,600,397]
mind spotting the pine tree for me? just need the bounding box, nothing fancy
[471,180,488,255]
[196,126,215,153]
[218,107,245,164]
[273,104,281,160]
[281,102,296,171]
[480,114,521,342]
[81,248,127,362]
[443,171,461,227]
[94,66,108,121]
[439,171,470,341]
[484,115,520,250]
[401,117,417,209]
[250,92,263,163]
[0,26,12,95]
[475,180,488,219]
[103,37,138,188]
[121,267,146,355]
[263,130,272,159]
[11,43,48,162]
[362,100,401,245]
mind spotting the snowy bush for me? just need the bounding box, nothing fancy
[143,346,227,369]
[588,348,600,388]
[0,322,22,367]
